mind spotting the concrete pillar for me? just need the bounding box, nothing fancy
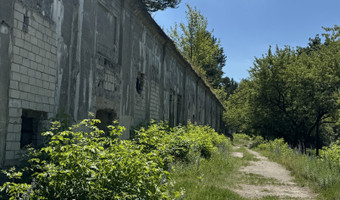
[119,0,135,138]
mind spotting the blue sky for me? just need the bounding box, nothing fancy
[152,0,340,82]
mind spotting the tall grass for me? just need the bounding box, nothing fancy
[255,138,340,199]
[171,145,247,200]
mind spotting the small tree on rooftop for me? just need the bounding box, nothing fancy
[143,0,181,12]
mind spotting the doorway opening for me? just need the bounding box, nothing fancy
[20,109,47,148]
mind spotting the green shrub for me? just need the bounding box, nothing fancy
[1,119,173,199]
[255,138,292,157]
[249,135,265,148]
[320,140,340,168]
[1,119,230,199]
[232,133,251,146]
[134,121,230,163]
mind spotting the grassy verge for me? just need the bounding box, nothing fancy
[171,143,288,200]
[257,149,340,200]
[171,146,247,200]
[253,139,340,200]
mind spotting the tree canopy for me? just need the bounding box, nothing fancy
[169,4,238,96]
[225,26,340,153]
[142,0,181,12]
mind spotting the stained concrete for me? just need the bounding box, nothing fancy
[0,0,226,167]
[0,0,13,167]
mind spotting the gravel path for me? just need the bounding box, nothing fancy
[231,148,317,199]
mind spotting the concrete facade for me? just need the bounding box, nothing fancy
[0,0,225,167]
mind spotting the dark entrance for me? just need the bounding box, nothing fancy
[96,109,117,134]
[20,109,47,148]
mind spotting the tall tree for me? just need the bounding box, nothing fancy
[224,80,254,133]
[221,77,238,97]
[225,26,340,153]
[169,4,227,88]
[142,0,181,12]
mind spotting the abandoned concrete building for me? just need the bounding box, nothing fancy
[0,0,225,167]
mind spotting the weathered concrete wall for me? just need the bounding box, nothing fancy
[0,0,14,167]
[3,1,58,165]
[0,0,225,167]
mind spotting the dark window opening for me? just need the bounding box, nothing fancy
[136,72,145,94]
[20,110,47,148]
[23,15,29,33]
[104,58,110,66]
[97,80,104,88]
[96,109,117,135]
[21,117,33,148]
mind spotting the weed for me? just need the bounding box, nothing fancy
[256,138,340,199]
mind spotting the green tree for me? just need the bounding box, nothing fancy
[169,4,227,88]
[221,77,239,97]
[297,34,323,56]
[224,80,254,133]
[143,0,181,12]
[225,26,340,153]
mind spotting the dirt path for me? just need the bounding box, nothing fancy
[231,147,317,199]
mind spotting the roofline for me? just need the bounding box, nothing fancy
[128,0,226,109]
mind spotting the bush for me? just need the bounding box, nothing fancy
[1,119,173,199]
[320,140,340,169]
[1,119,230,199]
[232,133,251,146]
[134,121,230,163]
[249,135,265,148]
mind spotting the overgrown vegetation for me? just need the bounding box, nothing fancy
[171,147,246,200]
[232,133,251,146]
[249,136,340,199]
[1,118,229,199]
[171,134,288,200]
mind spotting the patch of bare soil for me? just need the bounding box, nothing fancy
[232,148,317,199]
